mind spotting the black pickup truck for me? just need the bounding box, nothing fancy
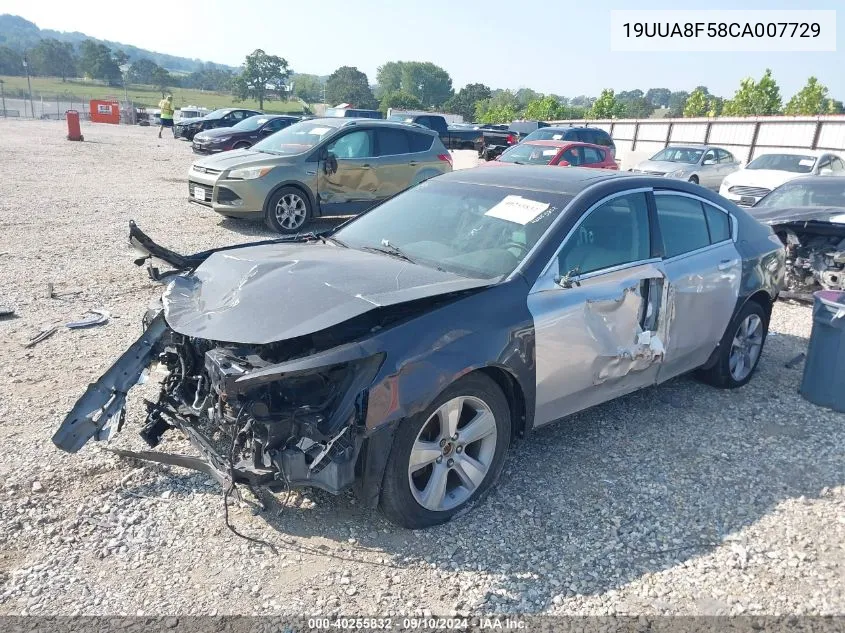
[479,121,550,161]
[386,114,488,153]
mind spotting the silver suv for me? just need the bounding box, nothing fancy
[188,118,453,233]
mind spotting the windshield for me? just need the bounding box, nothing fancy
[233,116,271,131]
[499,144,560,165]
[522,128,569,142]
[649,148,704,164]
[756,180,845,208]
[205,109,231,119]
[252,120,338,155]
[747,154,816,173]
[334,179,572,279]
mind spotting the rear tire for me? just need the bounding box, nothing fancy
[379,373,511,529]
[697,300,768,389]
[264,187,312,234]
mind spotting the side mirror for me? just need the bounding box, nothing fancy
[558,160,570,167]
[260,127,275,135]
[323,151,338,174]
[703,159,716,165]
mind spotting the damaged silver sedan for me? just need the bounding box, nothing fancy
[54,167,785,528]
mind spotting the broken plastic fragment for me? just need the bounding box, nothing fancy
[67,309,110,329]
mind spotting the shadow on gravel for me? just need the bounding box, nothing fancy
[120,324,842,612]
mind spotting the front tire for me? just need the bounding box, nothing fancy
[688,175,699,184]
[697,300,768,388]
[264,187,312,234]
[379,373,511,529]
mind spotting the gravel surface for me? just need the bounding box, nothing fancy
[0,119,843,618]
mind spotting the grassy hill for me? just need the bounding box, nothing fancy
[0,75,308,114]
[0,14,233,73]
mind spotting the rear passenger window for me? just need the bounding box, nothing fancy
[595,132,611,147]
[407,132,434,153]
[655,194,711,258]
[582,147,604,164]
[703,203,731,243]
[376,128,410,156]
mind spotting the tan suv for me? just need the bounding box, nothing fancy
[188,118,453,233]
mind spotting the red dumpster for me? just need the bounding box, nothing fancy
[66,110,83,141]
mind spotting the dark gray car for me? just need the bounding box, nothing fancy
[54,167,784,528]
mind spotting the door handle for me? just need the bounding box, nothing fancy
[361,164,372,168]
[718,259,737,271]
[409,161,418,166]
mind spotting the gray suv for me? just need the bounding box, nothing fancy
[188,118,453,233]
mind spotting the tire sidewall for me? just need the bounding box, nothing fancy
[264,186,312,234]
[380,373,511,529]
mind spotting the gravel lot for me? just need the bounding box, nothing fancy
[0,119,843,618]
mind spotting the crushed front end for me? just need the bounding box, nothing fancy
[53,307,384,495]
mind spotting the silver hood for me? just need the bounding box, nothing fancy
[162,243,490,344]
[633,160,695,174]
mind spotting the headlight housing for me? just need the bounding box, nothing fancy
[228,166,272,180]
[669,169,687,178]
[213,136,231,143]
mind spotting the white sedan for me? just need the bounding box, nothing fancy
[719,151,845,206]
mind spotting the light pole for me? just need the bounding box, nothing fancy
[22,55,34,118]
[0,79,6,118]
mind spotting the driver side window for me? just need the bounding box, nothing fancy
[327,130,374,159]
[557,192,651,277]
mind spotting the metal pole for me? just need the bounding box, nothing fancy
[0,80,6,118]
[23,56,34,119]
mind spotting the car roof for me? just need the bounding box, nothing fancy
[438,164,621,194]
[541,126,609,133]
[306,117,438,135]
[521,140,607,150]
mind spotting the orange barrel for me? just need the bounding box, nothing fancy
[66,110,83,141]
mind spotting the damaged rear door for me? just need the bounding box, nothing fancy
[528,190,668,426]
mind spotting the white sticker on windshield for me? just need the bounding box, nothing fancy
[798,158,815,167]
[552,134,563,140]
[830,214,845,224]
[485,195,550,225]
[542,149,558,156]
[308,127,331,136]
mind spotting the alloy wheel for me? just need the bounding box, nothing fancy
[273,193,307,231]
[729,314,763,381]
[408,396,498,512]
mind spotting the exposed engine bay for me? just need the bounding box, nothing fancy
[774,223,845,297]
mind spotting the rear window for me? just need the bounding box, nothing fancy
[655,195,711,258]
[377,128,410,156]
[408,131,434,152]
[703,203,731,243]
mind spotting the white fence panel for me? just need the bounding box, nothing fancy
[637,123,670,142]
[756,121,816,147]
[817,122,845,150]
[669,123,708,143]
[707,123,757,146]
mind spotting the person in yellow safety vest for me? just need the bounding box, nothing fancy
[158,95,174,138]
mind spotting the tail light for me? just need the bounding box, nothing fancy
[506,134,517,144]
[438,153,453,166]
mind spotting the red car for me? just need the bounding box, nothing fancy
[486,140,619,170]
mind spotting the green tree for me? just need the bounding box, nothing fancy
[589,89,624,118]
[785,77,830,115]
[443,83,491,121]
[828,99,845,114]
[645,88,671,108]
[127,58,160,84]
[723,69,782,116]
[325,66,377,109]
[683,88,710,117]
[524,95,564,121]
[29,39,76,80]
[516,88,541,106]
[375,61,403,97]
[151,66,171,96]
[79,40,122,85]
[183,63,234,92]
[667,91,689,117]
[0,46,23,75]
[477,103,518,124]
[399,62,453,107]
[379,90,424,113]
[232,49,290,110]
[291,74,324,103]
[622,97,654,118]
